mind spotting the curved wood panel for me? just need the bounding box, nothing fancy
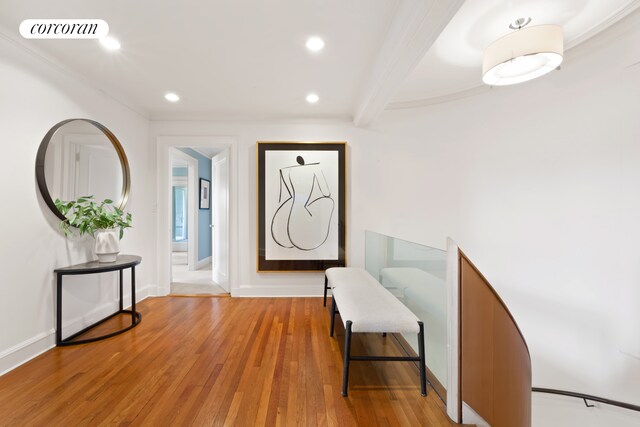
[460,252,531,427]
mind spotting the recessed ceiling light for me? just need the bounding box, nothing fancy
[165,92,180,102]
[305,37,325,52]
[99,36,121,51]
[306,93,319,104]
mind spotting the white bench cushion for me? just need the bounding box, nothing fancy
[331,271,420,334]
[326,267,379,290]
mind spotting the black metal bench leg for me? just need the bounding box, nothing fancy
[418,321,427,396]
[342,320,353,397]
[330,297,337,337]
[324,275,329,307]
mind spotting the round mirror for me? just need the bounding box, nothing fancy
[35,119,130,221]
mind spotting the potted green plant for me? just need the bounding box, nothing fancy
[55,196,132,262]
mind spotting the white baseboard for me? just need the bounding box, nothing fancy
[0,284,153,378]
[0,329,55,377]
[197,256,212,270]
[138,283,156,299]
[231,286,324,297]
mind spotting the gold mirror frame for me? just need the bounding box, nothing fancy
[35,118,131,221]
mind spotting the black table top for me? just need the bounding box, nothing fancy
[54,255,141,274]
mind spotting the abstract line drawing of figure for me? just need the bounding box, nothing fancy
[271,155,335,251]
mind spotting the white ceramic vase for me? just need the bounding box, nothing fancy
[94,228,120,262]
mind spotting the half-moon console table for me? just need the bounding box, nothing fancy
[55,255,142,346]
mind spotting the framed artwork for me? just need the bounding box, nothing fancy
[199,178,210,209]
[257,141,347,271]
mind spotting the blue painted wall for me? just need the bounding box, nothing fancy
[177,148,212,261]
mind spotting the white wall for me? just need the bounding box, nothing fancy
[151,120,382,296]
[0,35,156,374]
[365,11,640,425]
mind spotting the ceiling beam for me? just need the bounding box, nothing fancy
[353,0,465,127]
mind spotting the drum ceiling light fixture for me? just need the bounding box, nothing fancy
[482,18,564,86]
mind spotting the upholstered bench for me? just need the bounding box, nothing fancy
[324,267,379,306]
[325,267,427,397]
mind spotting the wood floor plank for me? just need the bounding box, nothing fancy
[0,296,460,426]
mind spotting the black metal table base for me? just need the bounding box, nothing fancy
[55,255,142,346]
[58,309,142,346]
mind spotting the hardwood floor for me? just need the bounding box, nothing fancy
[0,297,458,426]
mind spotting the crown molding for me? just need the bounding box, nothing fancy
[149,113,354,124]
[384,0,640,111]
[565,0,640,50]
[386,85,491,110]
[0,23,150,120]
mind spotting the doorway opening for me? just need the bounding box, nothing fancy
[169,147,228,296]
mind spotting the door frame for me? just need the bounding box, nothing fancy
[211,149,230,291]
[157,136,237,296]
[169,148,198,272]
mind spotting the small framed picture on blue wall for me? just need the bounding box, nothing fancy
[199,178,210,209]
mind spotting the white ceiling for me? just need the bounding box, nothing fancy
[391,0,640,106]
[1,0,638,122]
[0,0,400,120]
[192,147,223,159]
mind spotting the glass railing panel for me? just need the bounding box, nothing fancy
[365,230,448,390]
